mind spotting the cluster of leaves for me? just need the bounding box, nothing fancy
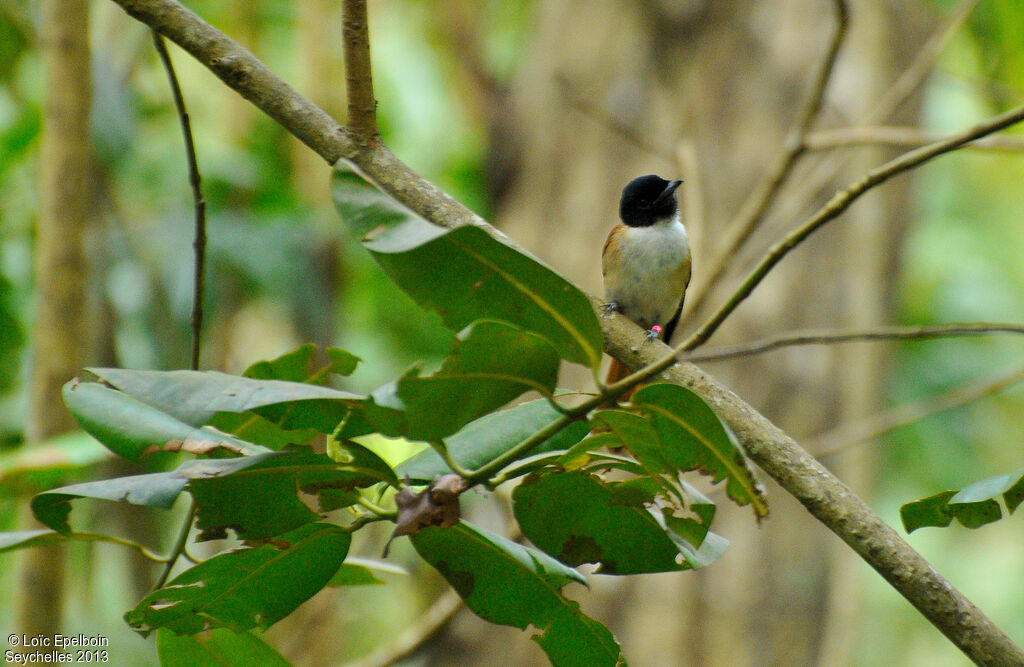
[0,165,768,666]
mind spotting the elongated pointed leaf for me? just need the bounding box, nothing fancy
[127,523,350,636]
[411,521,625,667]
[30,454,280,534]
[631,384,768,520]
[63,381,268,461]
[87,368,361,433]
[332,163,603,369]
[156,628,291,667]
[397,398,589,482]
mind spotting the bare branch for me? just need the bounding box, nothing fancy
[682,101,1024,351]
[342,0,378,139]
[151,32,206,371]
[806,125,1024,152]
[685,322,1024,363]
[686,0,849,315]
[813,361,1024,458]
[869,0,981,122]
[117,0,357,163]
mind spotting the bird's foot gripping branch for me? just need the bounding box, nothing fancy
[1,163,767,667]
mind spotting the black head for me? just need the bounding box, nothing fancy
[618,175,683,227]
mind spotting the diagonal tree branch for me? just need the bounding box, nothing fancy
[105,0,1024,662]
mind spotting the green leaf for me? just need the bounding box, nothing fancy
[127,523,350,636]
[366,320,560,441]
[396,398,590,482]
[901,491,960,532]
[212,345,361,448]
[411,521,625,667]
[63,381,270,461]
[242,343,360,381]
[900,468,1024,533]
[630,384,768,520]
[332,162,603,369]
[30,454,280,534]
[156,628,291,667]
[512,470,721,573]
[87,368,361,433]
[189,449,395,541]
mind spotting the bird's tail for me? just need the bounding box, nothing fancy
[603,358,641,405]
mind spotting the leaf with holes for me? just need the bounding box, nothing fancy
[631,384,768,520]
[513,470,724,573]
[900,467,1024,533]
[126,523,349,636]
[411,520,625,667]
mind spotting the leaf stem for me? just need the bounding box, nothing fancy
[428,440,475,479]
[151,502,196,591]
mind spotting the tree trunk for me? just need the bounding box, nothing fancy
[18,0,94,657]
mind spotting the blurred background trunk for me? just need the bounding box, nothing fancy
[17,0,95,656]
[428,1,932,664]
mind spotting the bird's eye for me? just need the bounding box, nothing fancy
[638,199,650,208]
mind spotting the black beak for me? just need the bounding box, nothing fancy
[653,179,683,206]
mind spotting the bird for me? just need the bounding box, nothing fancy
[602,174,691,386]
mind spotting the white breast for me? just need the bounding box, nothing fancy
[603,216,691,331]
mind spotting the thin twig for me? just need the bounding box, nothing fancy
[68,532,169,562]
[152,503,196,590]
[691,0,981,316]
[812,361,1024,458]
[151,31,206,371]
[684,323,1024,363]
[682,101,1024,351]
[869,0,981,122]
[342,0,378,140]
[686,0,848,316]
[806,125,1024,152]
[150,30,207,592]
